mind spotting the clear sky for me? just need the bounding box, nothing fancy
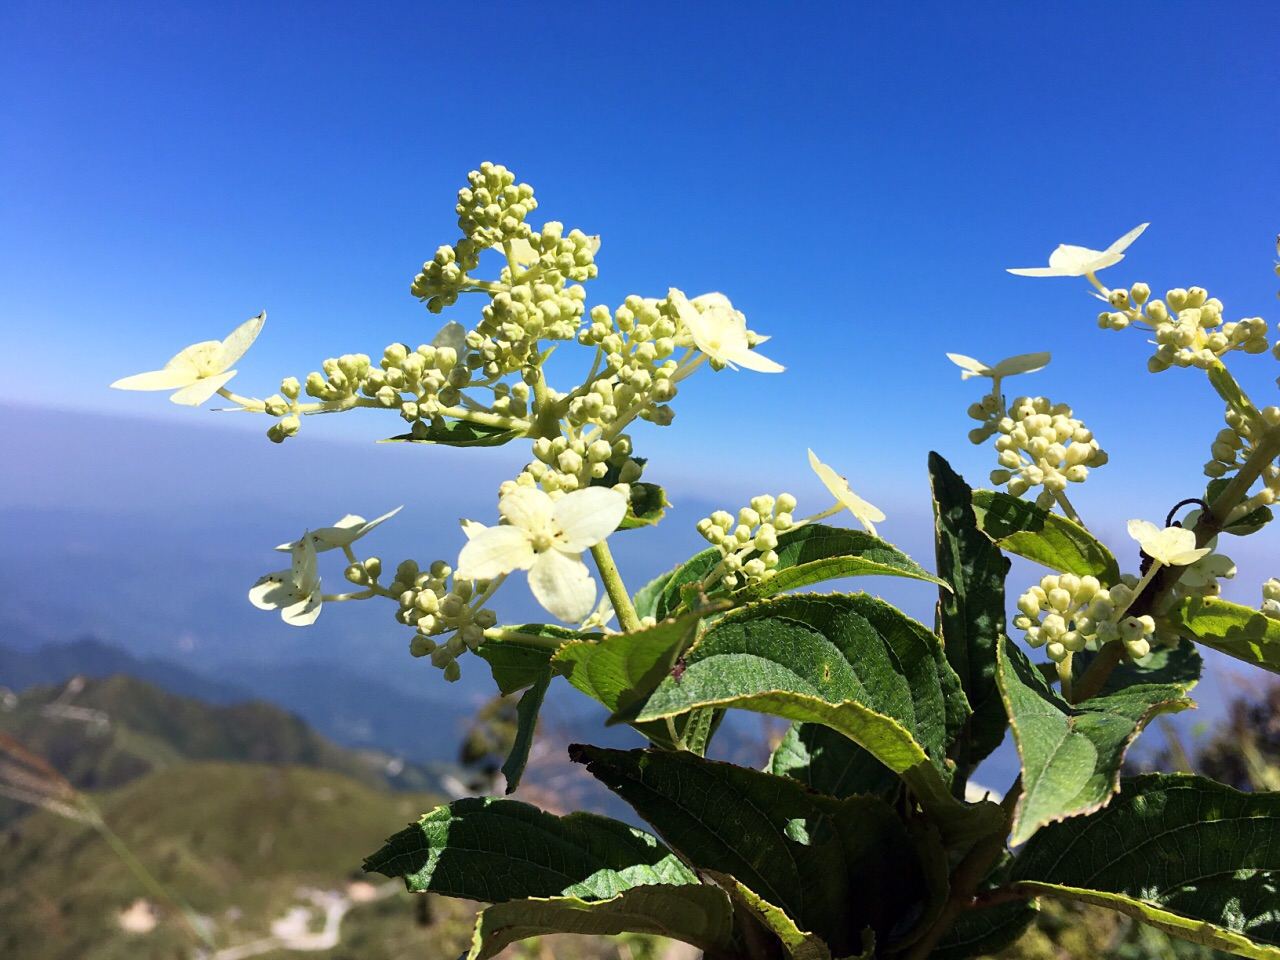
[5,2,1279,488]
[2,2,1279,658]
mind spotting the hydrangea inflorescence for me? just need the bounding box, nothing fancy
[111,162,801,681]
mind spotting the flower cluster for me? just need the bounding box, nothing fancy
[696,493,797,591]
[982,396,1106,508]
[411,162,539,313]
[1014,573,1155,662]
[1097,284,1269,373]
[395,561,497,682]
[111,161,791,683]
[1204,406,1280,518]
[523,433,640,496]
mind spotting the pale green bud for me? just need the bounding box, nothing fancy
[280,376,301,400]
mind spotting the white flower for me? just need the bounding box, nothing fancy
[456,486,628,623]
[669,288,783,373]
[111,312,265,406]
[275,507,402,553]
[1127,519,1211,567]
[1007,224,1149,278]
[808,449,885,537]
[946,351,1050,381]
[249,536,323,626]
[1180,552,1236,589]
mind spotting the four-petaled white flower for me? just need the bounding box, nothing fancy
[669,288,783,373]
[275,507,403,553]
[808,449,885,537]
[1007,224,1149,278]
[946,351,1051,381]
[110,312,265,406]
[1127,519,1211,567]
[249,535,323,626]
[456,486,629,623]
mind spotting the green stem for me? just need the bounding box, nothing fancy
[903,782,1020,960]
[215,387,265,411]
[590,541,642,633]
[481,627,564,650]
[1052,489,1082,524]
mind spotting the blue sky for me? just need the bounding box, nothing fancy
[2,3,1278,701]
[4,2,1279,510]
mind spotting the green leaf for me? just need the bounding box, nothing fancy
[651,524,944,621]
[1166,596,1280,674]
[738,524,948,599]
[932,899,1038,960]
[570,745,931,956]
[501,671,551,793]
[476,625,588,695]
[619,482,668,529]
[930,453,1013,770]
[632,567,678,621]
[997,635,1195,846]
[1208,478,1273,535]
[705,873,837,960]
[639,594,963,774]
[1076,637,1203,696]
[381,420,522,447]
[971,490,1120,583]
[364,796,698,899]
[634,593,994,840]
[932,851,1037,959]
[1013,773,1280,958]
[767,722,899,800]
[553,607,713,749]
[589,456,667,530]
[466,886,736,960]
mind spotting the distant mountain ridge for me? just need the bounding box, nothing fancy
[0,674,445,812]
[0,636,247,704]
[0,637,471,764]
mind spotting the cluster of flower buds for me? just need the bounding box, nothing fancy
[391,559,497,682]
[1205,405,1280,512]
[695,494,797,590]
[1014,573,1155,662]
[985,396,1107,507]
[522,431,641,496]
[411,163,539,313]
[1262,578,1280,620]
[471,276,587,375]
[1098,284,1268,372]
[575,296,683,423]
[368,340,470,424]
